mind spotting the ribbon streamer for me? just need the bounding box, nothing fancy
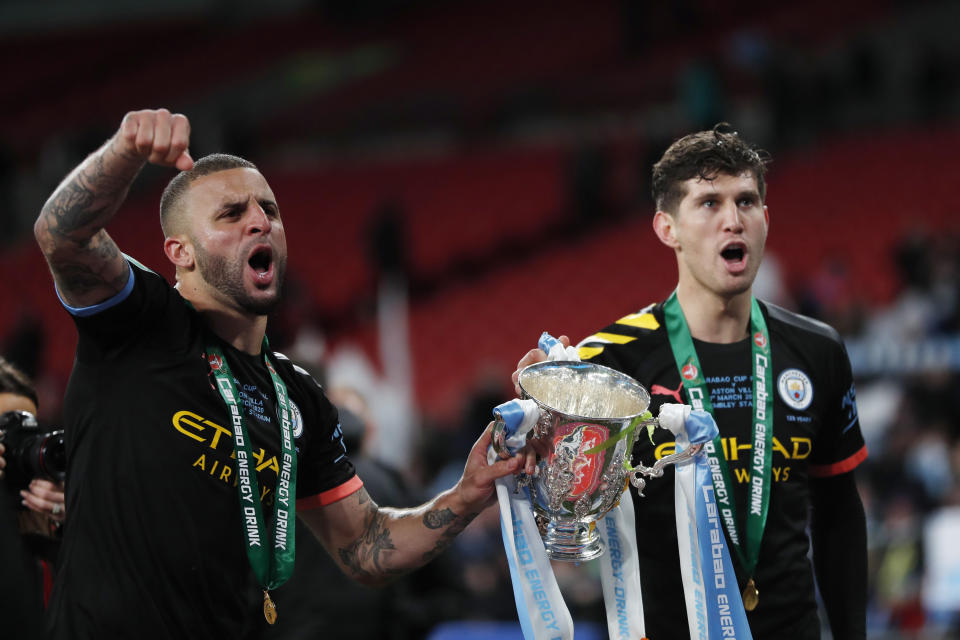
[674,411,753,640]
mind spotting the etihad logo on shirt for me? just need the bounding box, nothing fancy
[654,435,812,484]
[171,410,282,502]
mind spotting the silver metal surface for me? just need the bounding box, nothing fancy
[516,361,650,562]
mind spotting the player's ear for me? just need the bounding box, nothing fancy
[653,210,680,249]
[164,235,194,269]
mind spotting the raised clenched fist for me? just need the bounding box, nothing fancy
[116,108,194,171]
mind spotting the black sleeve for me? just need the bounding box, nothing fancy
[274,356,356,502]
[71,258,193,361]
[810,470,867,639]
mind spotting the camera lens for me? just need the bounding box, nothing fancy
[33,430,67,483]
[0,411,66,490]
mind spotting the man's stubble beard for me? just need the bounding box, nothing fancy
[193,243,286,316]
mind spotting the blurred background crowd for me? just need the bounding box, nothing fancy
[1,0,959,637]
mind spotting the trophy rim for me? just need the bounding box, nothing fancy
[518,359,651,421]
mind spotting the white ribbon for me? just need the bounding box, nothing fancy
[597,492,646,640]
[489,446,643,640]
[492,469,574,640]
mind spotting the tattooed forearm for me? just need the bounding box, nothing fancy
[332,490,482,584]
[419,508,477,564]
[50,242,127,295]
[34,139,142,303]
[40,146,139,242]
[337,491,404,581]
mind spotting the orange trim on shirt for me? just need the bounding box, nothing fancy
[296,475,364,510]
[808,444,868,478]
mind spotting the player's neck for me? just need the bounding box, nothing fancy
[204,311,267,355]
[674,283,753,344]
[177,285,267,355]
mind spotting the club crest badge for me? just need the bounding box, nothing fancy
[288,400,304,439]
[681,361,699,381]
[778,368,813,410]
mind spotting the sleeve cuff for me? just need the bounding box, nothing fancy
[296,475,364,510]
[58,261,135,317]
[809,444,868,478]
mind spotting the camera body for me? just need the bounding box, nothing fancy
[0,410,66,492]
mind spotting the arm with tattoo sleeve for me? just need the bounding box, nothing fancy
[300,423,522,586]
[34,109,193,308]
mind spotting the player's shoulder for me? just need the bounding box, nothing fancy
[577,302,665,360]
[761,300,844,347]
[271,351,324,391]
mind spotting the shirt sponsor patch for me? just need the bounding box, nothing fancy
[777,368,813,411]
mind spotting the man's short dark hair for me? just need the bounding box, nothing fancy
[0,357,38,409]
[159,153,258,236]
[651,124,770,214]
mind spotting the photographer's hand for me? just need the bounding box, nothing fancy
[20,479,66,525]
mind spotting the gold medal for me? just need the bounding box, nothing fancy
[263,590,278,625]
[741,578,759,611]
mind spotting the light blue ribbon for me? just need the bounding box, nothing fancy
[538,331,562,354]
[685,410,719,446]
[495,400,528,439]
[687,411,752,640]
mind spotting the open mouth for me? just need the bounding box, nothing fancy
[248,246,273,278]
[721,246,745,262]
[720,242,747,273]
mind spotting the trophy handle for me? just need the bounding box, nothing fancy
[627,441,705,496]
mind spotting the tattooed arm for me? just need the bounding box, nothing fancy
[299,422,522,587]
[34,109,193,308]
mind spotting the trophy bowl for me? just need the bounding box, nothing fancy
[510,360,651,562]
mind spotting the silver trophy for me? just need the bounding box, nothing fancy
[493,360,704,562]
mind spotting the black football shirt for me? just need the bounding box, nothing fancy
[46,260,358,639]
[578,299,867,640]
